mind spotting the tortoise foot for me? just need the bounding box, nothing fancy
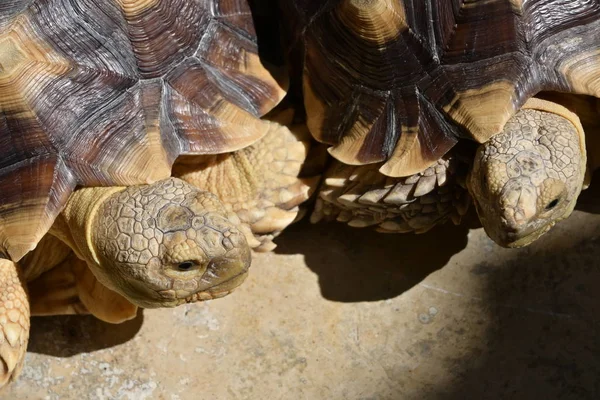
[0,259,29,388]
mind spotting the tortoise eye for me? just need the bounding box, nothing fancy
[177,261,195,271]
[545,199,559,210]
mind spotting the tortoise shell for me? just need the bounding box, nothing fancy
[0,0,285,260]
[280,0,600,175]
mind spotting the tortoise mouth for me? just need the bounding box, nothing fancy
[181,270,249,304]
[471,195,556,248]
[492,223,554,248]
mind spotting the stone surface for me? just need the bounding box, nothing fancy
[4,206,600,399]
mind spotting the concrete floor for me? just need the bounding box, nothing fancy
[4,205,600,399]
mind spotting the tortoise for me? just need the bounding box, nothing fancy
[1,0,600,388]
[278,0,600,246]
[0,0,318,386]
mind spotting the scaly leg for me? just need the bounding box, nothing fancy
[29,252,137,324]
[174,110,320,251]
[311,157,471,234]
[27,252,89,317]
[0,259,29,387]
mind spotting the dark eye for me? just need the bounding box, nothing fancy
[546,199,559,210]
[177,261,195,271]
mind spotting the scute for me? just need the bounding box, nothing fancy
[0,156,76,261]
[282,0,600,176]
[0,0,286,260]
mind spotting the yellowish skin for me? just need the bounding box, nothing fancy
[0,260,28,388]
[173,110,318,252]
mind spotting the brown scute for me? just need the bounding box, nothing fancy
[0,2,31,30]
[0,0,285,260]
[380,93,460,176]
[139,80,179,167]
[435,0,522,64]
[212,1,257,39]
[0,155,76,261]
[557,49,600,96]
[441,80,521,143]
[116,0,205,79]
[325,91,393,165]
[283,0,600,176]
[165,58,277,154]
[60,87,172,185]
[195,21,284,116]
[336,0,408,44]
[525,1,600,48]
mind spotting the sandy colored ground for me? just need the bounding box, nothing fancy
[4,203,600,399]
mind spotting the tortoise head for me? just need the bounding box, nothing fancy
[89,178,251,308]
[467,103,587,248]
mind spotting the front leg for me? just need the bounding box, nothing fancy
[174,111,321,251]
[0,259,29,387]
[28,252,137,324]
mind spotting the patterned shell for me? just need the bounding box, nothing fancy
[0,0,286,260]
[281,0,600,175]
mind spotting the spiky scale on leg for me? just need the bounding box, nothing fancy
[312,157,469,234]
[0,259,29,387]
[174,116,321,251]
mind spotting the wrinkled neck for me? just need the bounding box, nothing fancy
[50,186,124,266]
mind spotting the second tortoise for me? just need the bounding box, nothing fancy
[279,0,600,246]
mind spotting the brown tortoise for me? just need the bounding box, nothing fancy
[279,0,600,246]
[0,0,319,386]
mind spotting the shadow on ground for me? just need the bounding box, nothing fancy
[21,187,600,398]
[575,172,600,214]
[27,311,144,357]
[433,220,600,400]
[275,171,600,305]
[274,218,471,302]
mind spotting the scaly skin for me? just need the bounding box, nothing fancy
[174,111,319,252]
[89,178,252,308]
[0,260,28,388]
[51,178,251,310]
[468,105,586,247]
[310,156,471,233]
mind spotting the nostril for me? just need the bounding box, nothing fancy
[513,210,527,224]
[499,208,531,232]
